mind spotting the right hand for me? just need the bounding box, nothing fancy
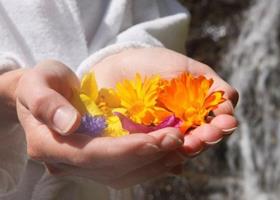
[15,60,184,189]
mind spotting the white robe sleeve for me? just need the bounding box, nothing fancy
[0,53,27,195]
[77,0,190,77]
[0,0,189,197]
[0,53,25,73]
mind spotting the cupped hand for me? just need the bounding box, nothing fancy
[15,60,185,188]
[90,47,239,157]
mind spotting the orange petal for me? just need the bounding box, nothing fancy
[204,91,225,109]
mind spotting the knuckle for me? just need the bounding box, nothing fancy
[29,90,53,117]
[138,133,157,144]
[36,59,65,69]
[162,127,181,135]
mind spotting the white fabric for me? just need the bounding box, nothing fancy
[0,0,189,199]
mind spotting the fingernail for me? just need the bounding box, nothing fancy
[164,153,184,167]
[222,127,238,134]
[53,106,78,135]
[161,134,183,150]
[204,137,223,145]
[137,143,160,156]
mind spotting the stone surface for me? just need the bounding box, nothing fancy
[130,0,280,200]
[140,1,252,200]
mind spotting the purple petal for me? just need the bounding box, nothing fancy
[114,113,181,133]
[77,114,107,137]
[155,115,181,129]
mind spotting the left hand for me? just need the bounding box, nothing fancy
[90,47,239,157]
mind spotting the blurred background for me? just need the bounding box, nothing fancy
[124,0,280,199]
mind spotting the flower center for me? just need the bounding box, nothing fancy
[130,101,145,115]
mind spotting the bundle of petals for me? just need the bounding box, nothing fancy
[71,72,225,137]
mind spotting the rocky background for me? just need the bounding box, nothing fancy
[140,0,253,200]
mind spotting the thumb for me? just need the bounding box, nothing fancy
[16,61,81,135]
[17,86,81,135]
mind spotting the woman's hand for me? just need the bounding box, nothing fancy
[15,60,185,188]
[90,47,239,156]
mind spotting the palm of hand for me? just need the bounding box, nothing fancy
[91,47,239,156]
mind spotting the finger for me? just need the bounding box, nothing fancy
[16,60,81,135]
[193,124,223,144]
[209,77,239,115]
[212,78,239,107]
[46,129,184,178]
[108,152,184,189]
[17,101,89,164]
[181,124,223,156]
[210,114,238,134]
[148,127,184,151]
[82,128,184,169]
[45,152,184,185]
[18,102,167,168]
[181,132,205,156]
[214,100,235,115]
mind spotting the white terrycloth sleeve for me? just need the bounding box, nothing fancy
[0,53,25,73]
[77,0,190,77]
[0,53,27,195]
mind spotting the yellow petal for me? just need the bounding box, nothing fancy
[204,91,225,110]
[80,94,103,115]
[97,88,121,108]
[112,107,127,115]
[153,106,172,124]
[114,74,163,125]
[103,116,128,137]
[71,88,87,114]
[81,73,98,101]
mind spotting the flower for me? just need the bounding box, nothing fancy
[115,113,181,133]
[72,73,102,116]
[77,114,107,137]
[72,71,225,137]
[72,72,128,137]
[115,73,171,126]
[96,88,129,137]
[158,72,225,133]
[103,115,129,137]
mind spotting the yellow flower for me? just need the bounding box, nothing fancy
[115,73,170,126]
[158,72,225,133]
[72,73,102,115]
[97,88,128,137]
[103,116,128,137]
[72,72,128,137]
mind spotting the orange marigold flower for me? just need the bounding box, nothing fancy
[158,72,225,133]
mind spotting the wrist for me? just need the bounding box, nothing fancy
[0,69,26,122]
